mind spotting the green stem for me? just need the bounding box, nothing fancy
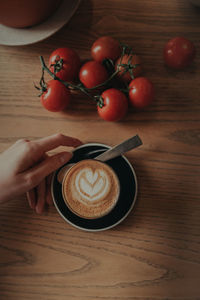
[38,50,133,106]
[40,56,72,88]
[87,69,120,91]
[39,56,95,101]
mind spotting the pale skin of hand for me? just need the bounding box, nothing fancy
[0,134,82,214]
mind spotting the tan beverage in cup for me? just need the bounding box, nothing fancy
[62,159,120,219]
[0,0,61,28]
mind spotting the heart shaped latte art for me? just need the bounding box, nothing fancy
[75,168,110,203]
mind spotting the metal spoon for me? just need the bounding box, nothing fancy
[57,134,142,183]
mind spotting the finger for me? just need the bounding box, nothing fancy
[46,174,53,206]
[24,152,73,190]
[35,133,82,152]
[35,179,46,214]
[10,138,30,149]
[26,189,36,209]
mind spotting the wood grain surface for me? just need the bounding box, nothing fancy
[0,0,200,299]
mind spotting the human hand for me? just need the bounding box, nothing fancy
[0,134,82,213]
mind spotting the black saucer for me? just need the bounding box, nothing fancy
[51,143,137,232]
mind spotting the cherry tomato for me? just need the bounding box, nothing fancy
[41,80,71,112]
[79,61,108,89]
[164,37,195,69]
[97,88,128,121]
[129,77,154,108]
[91,36,121,63]
[115,54,142,83]
[49,48,81,82]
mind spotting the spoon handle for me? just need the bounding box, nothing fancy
[95,134,142,162]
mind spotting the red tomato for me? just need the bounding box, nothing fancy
[164,37,195,69]
[41,80,71,112]
[97,88,128,121]
[79,61,108,89]
[115,54,142,83]
[129,77,154,108]
[91,36,121,62]
[49,48,81,82]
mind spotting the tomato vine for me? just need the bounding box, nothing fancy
[36,44,141,107]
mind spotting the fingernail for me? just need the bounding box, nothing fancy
[60,152,73,164]
[31,199,36,209]
[36,205,42,214]
[75,140,83,146]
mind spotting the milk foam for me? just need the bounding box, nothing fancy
[75,168,110,203]
[63,159,120,219]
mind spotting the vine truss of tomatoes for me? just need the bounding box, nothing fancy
[35,36,154,121]
[35,35,195,121]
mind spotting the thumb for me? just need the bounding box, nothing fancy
[25,152,73,188]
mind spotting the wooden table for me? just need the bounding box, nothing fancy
[0,0,200,299]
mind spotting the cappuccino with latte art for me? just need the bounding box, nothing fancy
[62,159,120,219]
